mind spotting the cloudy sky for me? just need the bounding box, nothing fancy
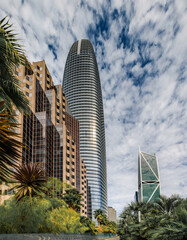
[1,0,187,215]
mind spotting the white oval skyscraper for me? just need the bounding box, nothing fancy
[63,39,107,218]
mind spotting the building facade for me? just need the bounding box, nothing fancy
[138,149,161,203]
[0,60,87,216]
[63,39,107,218]
[107,207,117,224]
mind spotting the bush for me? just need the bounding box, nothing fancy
[0,197,86,234]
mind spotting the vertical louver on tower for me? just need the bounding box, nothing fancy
[63,39,107,218]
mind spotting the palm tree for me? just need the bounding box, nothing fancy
[94,209,107,225]
[155,195,183,215]
[0,112,23,181]
[11,162,48,201]
[0,17,29,114]
[62,188,83,212]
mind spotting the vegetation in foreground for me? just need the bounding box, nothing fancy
[117,195,187,240]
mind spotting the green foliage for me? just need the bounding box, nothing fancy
[94,209,117,234]
[62,188,83,212]
[94,209,106,225]
[46,206,87,233]
[80,216,98,235]
[117,195,187,240]
[46,177,72,198]
[11,162,48,201]
[0,113,23,181]
[0,17,29,114]
[0,196,87,234]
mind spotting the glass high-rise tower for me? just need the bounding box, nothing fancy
[138,149,161,203]
[63,39,107,218]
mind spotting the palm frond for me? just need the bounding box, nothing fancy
[0,16,29,114]
[0,112,23,181]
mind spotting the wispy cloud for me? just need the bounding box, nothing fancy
[1,0,187,216]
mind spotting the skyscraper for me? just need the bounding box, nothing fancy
[138,149,161,203]
[0,60,88,215]
[63,39,107,218]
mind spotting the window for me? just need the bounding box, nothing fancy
[15,71,18,76]
[30,86,32,89]
[23,79,26,83]
[47,74,50,78]
[40,67,42,71]
[72,182,75,186]
[0,190,2,195]
[67,154,70,158]
[29,93,32,97]
[40,81,42,84]
[26,76,29,80]
[26,92,29,97]
[40,74,42,77]
[66,176,69,181]
[67,147,70,150]
[37,72,40,77]
[63,105,65,109]
[4,190,8,195]
[26,84,29,89]
[37,65,40,70]
[19,72,21,76]
[30,77,32,82]
[23,87,26,90]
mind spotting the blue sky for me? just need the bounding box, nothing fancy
[1,0,187,216]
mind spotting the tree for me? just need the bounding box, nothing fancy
[45,177,72,198]
[0,112,23,181]
[62,188,83,212]
[80,216,98,234]
[94,209,107,225]
[47,207,87,233]
[0,17,29,114]
[117,196,187,240]
[11,162,48,201]
[0,197,69,234]
[154,194,183,215]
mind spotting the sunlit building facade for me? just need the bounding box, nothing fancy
[0,60,87,216]
[138,149,161,203]
[63,39,107,218]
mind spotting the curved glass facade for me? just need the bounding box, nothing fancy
[63,39,107,218]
